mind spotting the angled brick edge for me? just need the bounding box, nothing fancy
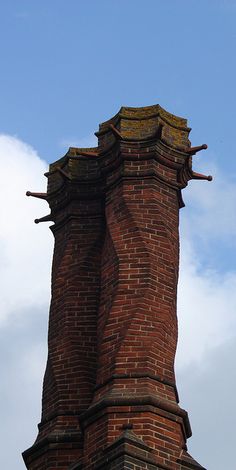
[93,428,170,470]
[177,451,206,470]
[22,431,82,467]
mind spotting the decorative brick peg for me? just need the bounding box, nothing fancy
[23,105,209,470]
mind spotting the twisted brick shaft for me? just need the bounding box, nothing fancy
[97,180,179,388]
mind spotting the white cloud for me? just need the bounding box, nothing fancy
[0,135,52,469]
[175,160,236,470]
[1,306,47,469]
[181,159,236,244]
[177,337,236,470]
[0,134,53,326]
[176,159,236,370]
[176,241,236,369]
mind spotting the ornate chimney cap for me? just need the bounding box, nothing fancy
[95,104,191,151]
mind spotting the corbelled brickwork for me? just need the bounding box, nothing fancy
[23,105,211,470]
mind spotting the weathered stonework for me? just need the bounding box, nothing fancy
[23,105,211,470]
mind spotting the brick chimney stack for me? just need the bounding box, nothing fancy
[23,105,211,470]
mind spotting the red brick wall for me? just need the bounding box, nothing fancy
[96,178,179,388]
[43,213,104,421]
[82,168,186,469]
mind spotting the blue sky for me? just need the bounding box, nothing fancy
[1,1,236,469]
[1,1,236,167]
